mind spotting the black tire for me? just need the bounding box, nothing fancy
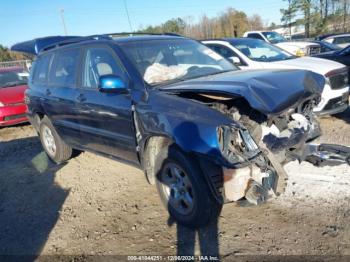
[155,145,222,228]
[39,116,72,164]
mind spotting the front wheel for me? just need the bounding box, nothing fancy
[39,116,73,164]
[155,146,222,228]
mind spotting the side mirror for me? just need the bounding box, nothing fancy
[99,75,127,93]
[228,56,241,65]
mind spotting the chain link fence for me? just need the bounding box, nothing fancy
[0,60,31,71]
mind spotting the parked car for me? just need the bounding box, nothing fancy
[12,34,350,227]
[313,45,350,78]
[319,33,350,49]
[311,40,342,53]
[243,31,321,56]
[0,67,28,127]
[203,38,349,115]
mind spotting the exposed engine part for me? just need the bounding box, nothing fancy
[261,113,310,153]
[211,102,265,142]
[217,125,260,165]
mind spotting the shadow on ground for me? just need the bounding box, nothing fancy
[334,107,350,124]
[0,136,68,257]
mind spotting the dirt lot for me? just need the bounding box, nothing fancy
[0,110,350,260]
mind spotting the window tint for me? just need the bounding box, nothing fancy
[334,36,350,44]
[207,44,236,59]
[33,54,52,84]
[247,33,265,41]
[82,47,124,89]
[49,49,80,86]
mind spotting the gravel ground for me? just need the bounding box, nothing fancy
[0,110,350,260]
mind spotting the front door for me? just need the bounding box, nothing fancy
[76,45,138,164]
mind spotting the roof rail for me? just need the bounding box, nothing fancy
[105,32,182,37]
[12,32,184,55]
[42,34,112,52]
[41,32,182,52]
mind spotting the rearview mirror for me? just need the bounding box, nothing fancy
[228,56,241,65]
[99,75,127,93]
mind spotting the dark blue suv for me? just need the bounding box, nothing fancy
[12,33,350,227]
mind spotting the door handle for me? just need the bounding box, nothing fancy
[76,93,86,102]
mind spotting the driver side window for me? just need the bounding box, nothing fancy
[247,33,265,41]
[83,47,124,89]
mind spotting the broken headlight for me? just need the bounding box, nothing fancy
[217,125,260,165]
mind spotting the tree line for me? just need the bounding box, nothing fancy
[139,8,265,39]
[1,2,349,62]
[140,1,349,39]
[281,0,349,37]
[0,45,30,63]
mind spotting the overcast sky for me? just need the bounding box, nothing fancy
[0,0,286,47]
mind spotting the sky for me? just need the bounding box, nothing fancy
[0,0,286,47]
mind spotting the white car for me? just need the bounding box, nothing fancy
[243,31,321,56]
[203,38,349,115]
[321,33,350,49]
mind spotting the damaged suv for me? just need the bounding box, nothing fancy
[12,34,350,228]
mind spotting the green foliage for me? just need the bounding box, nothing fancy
[0,45,12,62]
[280,0,350,37]
[0,44,30,62]
[138,8,263,39]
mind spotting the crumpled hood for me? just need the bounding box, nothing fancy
[160,69,324,115]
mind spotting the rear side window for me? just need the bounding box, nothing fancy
[334,36,350,44]
[49,48,80,86]
[32,54,52,84]
[247,33,265,41]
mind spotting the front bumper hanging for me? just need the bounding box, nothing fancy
[302,143,350,167]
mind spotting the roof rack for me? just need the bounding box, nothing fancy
[41,34,112,52]
[41,32,182,52]
[105,32,182,38]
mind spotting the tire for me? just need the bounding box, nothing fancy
[39,116,73,164]
[155,145,222,228]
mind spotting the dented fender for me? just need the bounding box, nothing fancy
[134,90,240,166]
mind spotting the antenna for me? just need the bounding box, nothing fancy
[60,8,68,36]
[123,0,133,32]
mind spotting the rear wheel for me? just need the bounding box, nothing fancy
[155,145,222,228]
[39,116,73,164]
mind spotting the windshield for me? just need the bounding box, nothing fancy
[262,31,286,44]
[119,39,237,86]
[320,41,342,51]
[231,40,295,62]
[0,70,28,88]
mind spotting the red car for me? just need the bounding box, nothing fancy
[0,67,28,127]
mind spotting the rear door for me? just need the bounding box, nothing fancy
[75,45,138,164]
[44,48,82,146]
